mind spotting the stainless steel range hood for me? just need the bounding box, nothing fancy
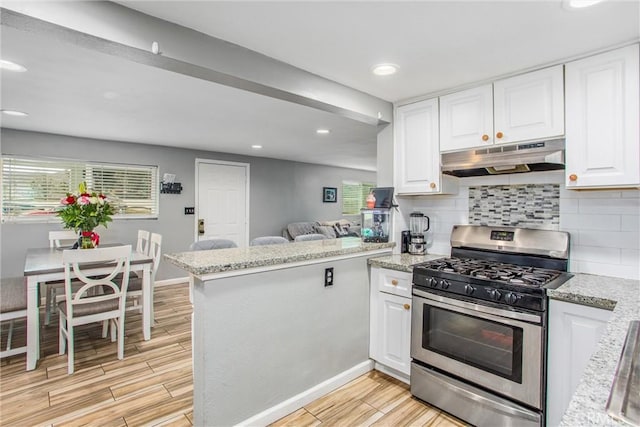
[441,139,565,177]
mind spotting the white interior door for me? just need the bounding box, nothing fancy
[196,159,249,247]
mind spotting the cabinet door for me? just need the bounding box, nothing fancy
[377,292,412,375]
[394,98,441,194]
[565,44,640,189]
[546,299,612,427]
[493,65,565,145]
[439,84,493,151]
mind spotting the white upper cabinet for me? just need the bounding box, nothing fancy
[439,85,493,152]
[394,98,457,195]
[565,44,640,189]
[493,65,565,144]
[440,65,565,152]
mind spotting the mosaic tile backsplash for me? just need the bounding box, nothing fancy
[469,184,560,229]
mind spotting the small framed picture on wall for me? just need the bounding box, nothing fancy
[323,187,337,203]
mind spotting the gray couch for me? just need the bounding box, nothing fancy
[283,219,361,241]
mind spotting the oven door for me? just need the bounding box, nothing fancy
[411,288,543,409]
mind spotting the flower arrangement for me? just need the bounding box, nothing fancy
[57,182,114,248]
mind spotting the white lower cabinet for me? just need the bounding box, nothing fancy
[546,299,613,427]
[370,267,412,378]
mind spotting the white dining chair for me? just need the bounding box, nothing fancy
[45,230,83,326]
[0,277,27,359]
[136,229,151,255]
[58,245,131,374]
[124,233,162,322]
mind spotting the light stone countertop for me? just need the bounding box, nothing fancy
[164,237,394,277]
[549,274,640,427]
[367,253,448,273]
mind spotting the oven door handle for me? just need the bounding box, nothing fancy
[412,288,542,324]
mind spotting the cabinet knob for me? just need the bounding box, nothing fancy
[391,279,398,286]
[403,304,411,310]
[429,182,437,189]
[482,134,489,141]
[496,131,504,139]
[569,174,578,182]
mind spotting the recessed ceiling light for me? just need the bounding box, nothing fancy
[251,145,262,149]
[562,0,605,9]
[316,129,331,135]
[0,60,27,72]
[1,109,28,117]
[372,63,399,76]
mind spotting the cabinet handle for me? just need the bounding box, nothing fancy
[496,131,504,139]
[429,182,437,189]
[391,279,398,286]
[403,304,411,310]
[482,134,489,141]
[569,174,578,182]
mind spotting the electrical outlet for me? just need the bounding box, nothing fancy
[324,267,334,287]
[184,207,195,215]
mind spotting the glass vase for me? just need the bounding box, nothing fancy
[79,231,96,249]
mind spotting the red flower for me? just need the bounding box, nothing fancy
[64,195,76,205]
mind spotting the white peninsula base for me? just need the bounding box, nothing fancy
[191,253,384,426]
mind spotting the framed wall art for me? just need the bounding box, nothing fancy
[323,187,337,203]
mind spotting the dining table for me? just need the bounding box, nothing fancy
[23,244,153,371]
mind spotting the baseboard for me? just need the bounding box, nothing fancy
[154,277,189,287]
[373,362,410,385]
[236,360,374,426]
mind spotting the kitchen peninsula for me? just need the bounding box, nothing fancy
[164,237,393,426]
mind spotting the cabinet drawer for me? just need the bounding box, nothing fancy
[378,269,412,298]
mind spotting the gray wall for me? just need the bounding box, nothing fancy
[0,128,376,280]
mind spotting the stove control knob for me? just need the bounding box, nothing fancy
[439,279,450,289]
[488,289,502,301]
[505,292,518,305]
[464,284,475,295]
[428,278,438,288]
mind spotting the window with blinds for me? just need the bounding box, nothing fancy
[1,156,159,222]
[342,181,375,215]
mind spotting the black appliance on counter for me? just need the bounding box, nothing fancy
[410,225,572,427]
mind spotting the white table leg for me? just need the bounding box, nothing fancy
[26,276,40,370]
[141,264,151,341]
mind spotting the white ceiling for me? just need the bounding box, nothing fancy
[1,1,639,172]
[116,0,640,102]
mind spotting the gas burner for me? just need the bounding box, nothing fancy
[416,257,562,289]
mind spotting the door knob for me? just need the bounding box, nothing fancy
[403,304,410,310]
[482,134,489,141]
[569,174,578,182]
[391,279,398,286]
[198,219,205,235]
[496,131,504,139]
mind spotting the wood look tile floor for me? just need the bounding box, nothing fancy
[1,282,466,427]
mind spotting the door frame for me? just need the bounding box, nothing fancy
[194,158,251,246]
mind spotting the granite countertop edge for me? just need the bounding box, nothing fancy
[164,238,395,276]
[549,274,640,427]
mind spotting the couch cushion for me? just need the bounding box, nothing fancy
[286,222,318,240]
[314,225,337,239]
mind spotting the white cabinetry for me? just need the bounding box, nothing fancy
[370,267,412,378]
[440,65,565,152]
[546,299,612,427]
[394,98,457,195]
[565,44,640,189]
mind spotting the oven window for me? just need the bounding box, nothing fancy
[423,305,523,383]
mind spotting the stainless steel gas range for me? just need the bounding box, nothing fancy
[410,225,573,427]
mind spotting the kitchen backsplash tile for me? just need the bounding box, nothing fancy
[408,171,639,280]
[468,184,560,229]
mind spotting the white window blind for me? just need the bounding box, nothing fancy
[1,156,159,222]
[342,181,375,215]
